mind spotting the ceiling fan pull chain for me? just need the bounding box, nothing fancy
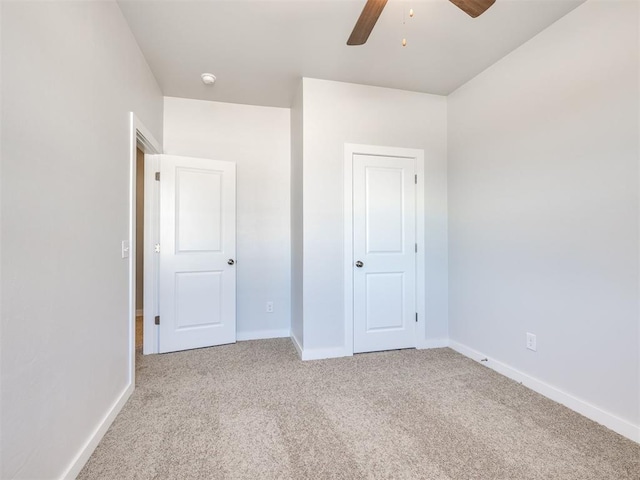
[402,5,414,47]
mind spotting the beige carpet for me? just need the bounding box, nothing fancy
[78,339,639,479]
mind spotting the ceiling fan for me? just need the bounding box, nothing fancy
[347,0,496,45]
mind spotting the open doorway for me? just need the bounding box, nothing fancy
[135,146,145,351]
[128,113,161,382]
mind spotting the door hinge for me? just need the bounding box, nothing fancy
[155,172,160,181]
[155,315,160,325]
[415,174,417,184]
[415,312,418,323]
[154,243,160,253]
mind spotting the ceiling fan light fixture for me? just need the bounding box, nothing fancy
[201,73,216,85]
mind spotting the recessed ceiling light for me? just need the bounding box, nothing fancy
[201,73,216,85]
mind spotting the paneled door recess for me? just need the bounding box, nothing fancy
[158,155,236,353]
[353,154,416,353]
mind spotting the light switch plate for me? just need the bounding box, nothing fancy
[526,332,537,352]
[121,240,130,259]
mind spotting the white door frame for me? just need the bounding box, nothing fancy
[142,154,160,354]
[343,143,426,355]
[129,113,161,372]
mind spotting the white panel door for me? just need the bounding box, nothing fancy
[353,154,416,353]
[159,155,236,353]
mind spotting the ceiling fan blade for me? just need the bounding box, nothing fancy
[449,0,496,18]
[347,0,389,46]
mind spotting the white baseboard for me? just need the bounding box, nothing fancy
[301,346,352,361]
[290,333,303,358]
[291,336,354,361]
[449,340,640,443]
[61,382,134,479]
[417,338,450,349]
[296,338,449,361]
[237,328,290,341]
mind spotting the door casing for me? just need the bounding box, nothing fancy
[344,144,426,355]
[143,154,160,354]
[129,113,162,364]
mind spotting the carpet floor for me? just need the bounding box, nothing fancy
[78,339,639,479]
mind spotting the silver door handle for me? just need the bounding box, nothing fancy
[355,261,364,268]
[228,259,235,265]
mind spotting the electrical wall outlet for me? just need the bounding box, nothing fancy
[526,332,537,352]
[266,301,274,313]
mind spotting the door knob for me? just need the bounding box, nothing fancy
[227,259,235,265]
[355,261,364,268]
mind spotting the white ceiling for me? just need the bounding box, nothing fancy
[118,0,585,108]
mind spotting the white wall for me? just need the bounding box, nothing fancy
[448,0,639,436]
[1,1,163,478]
[290,83,304,348]
[301,78,448,353]
[163,97,291,339]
